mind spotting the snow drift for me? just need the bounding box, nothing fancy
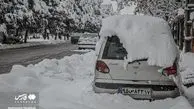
[180,52,194,85]
[0,52,193,109]
[99,15,178,67]
[180,52,194,100]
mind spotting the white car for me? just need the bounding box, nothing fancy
[78,33,98,50]
[93,15,180,100]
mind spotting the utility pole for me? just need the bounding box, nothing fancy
[184,0,194,52]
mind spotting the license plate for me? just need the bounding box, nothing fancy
[119,88,152,99]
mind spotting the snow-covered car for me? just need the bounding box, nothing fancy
[78,33,98,50]
[93,15,180,100]
[70,33,82,44]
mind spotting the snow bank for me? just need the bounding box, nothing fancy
[0,51,193,109]
[180,52,194,69]
[180,52,194,99]
[99,15,178,67]
[72,49,93,53]
[0,34,66,50]
[180,52,194,85]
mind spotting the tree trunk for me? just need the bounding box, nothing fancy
[179,20,184,50]
[59,34,61,40]
[24,29,28,43]
[43,28,46,40]
[47,33,49,40]
[15,28,19,37]
[67,33,70,40]
[2,32,7,44]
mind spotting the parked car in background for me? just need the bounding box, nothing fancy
[93,15,180,100]
[70,33,82,44]
[78,33,98,50]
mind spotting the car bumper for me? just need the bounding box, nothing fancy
[93,79,180,100]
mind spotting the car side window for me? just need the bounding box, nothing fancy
[102,36,127,60]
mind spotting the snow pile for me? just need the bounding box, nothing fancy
[179,52,194,101]
[0,51,193,109]
[0,34,67,49]
[99,15,178,67]
[28,34,67,42]
[0,40,66,50]
[72,49,92,53]
[180,52,194,85]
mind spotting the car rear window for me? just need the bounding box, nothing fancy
[102,36,127,60]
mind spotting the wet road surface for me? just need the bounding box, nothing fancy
[0,41,81,74]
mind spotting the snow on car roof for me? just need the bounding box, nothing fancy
[99,15,178,67]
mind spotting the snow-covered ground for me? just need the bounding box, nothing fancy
[72,49,92,53]
[180,52,194,99]
[0,35,67,50]
[0,51,193,109]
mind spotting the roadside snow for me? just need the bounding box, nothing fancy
[0,36,66,50]
[180,52,194,85]
[180,52,194,99]
[180,52,194,69]
[72,49,92,53]
[99,15,178,67]
[0,51,193,109]
[0,40,66,50]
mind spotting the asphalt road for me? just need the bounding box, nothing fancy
[0,41,81,74]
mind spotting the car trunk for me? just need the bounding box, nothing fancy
[102,59,170,81]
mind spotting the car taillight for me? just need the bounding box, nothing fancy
[163,64,177,76]
[96,60,110,73]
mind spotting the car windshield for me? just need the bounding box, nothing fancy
[102,36,127,60]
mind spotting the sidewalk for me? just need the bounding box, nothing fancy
[0,39,67,50]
